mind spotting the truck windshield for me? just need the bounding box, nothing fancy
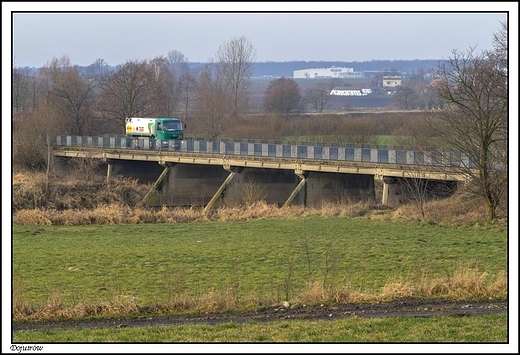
[163,121,183,131]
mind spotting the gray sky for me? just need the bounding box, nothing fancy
[6,3,512,68]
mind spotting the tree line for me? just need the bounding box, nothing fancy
[11,36,447,142]
[12,36,332,138]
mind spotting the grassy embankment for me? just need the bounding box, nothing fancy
[13,215,507,320]
[12,215,508,343]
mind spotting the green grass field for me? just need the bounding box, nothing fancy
[11,216,509,344]
[13,313,507,343]
[13,217,507,309]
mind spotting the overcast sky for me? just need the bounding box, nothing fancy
[6,3,513,68]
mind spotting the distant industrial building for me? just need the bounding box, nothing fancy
[293,67,364,79]
[382,76,402,88]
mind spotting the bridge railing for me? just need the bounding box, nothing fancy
[56,135,474,168]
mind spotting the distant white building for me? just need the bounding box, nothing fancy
[382,76,402,88]
[293,67,364,79]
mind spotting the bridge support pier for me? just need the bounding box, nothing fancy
[204,165,240,212]
[381,176,399,207]
[139,163,175,206]
[283,170,307,207]
[105,160,113,182]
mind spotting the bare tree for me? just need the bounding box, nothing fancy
[51,70,96,135]
[38,56,96,135]
[68,152,104,183]
[398,167,456,219]
[167,49,190,75]
[263,77,302,118]
[97,60,157,131]
[149,56,182,117]
[85,58,111,79]
[143,50,193,119]
[216,36,256,119]
[400,175,429,219]
[393,85,419,110]
[13,98,67,172]
[12,66,33,113]
[193,64,233,138]
[490,20,507,70]
[423,40,508,220]
[179,72,197,121]
[239,178,268,205]
[304,83,331,112]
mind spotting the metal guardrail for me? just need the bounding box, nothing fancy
[55,135,473,168]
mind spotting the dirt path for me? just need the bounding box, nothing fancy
[12,298,507,332]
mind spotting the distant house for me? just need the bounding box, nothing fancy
[428,77,458,91]
[382,76,402,88]
[428,78,444,88]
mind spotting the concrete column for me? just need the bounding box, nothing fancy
[139,163,174,206]
[204,166,237,211]
[382,176,399,206]
[283,170,307,207]
[106,162,113,182]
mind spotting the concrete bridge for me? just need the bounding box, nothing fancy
[52,136,470,209]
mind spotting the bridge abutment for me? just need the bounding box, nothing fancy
[381,176,399,207]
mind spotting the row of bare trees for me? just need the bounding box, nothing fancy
[12,36,259,167]
[12,37,257,137]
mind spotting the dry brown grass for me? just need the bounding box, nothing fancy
[306,201,379,218]
[13,264,506,322]
[212,201,301,221]
[290,265,507,307]
[11,199,391,226]
[12,169,507,227]
[12,197,506,227]
[12,277,37,320]
[391,192,507,226]
[14,294,142,321]
[12,170,148,212]
[418,268,507,300]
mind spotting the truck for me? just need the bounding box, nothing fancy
[125,117,185,149]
